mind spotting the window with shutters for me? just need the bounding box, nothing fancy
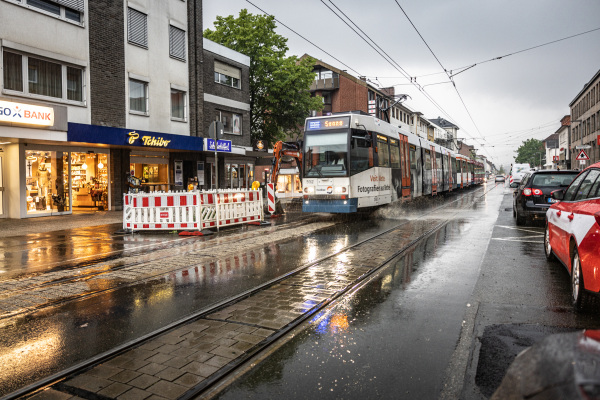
[128,8,148,49]
[10,0,85,24]
[2,49,84,103]
[214,61,241,89]
[169,25,186,61]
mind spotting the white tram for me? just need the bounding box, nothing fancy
[301,112,482,213]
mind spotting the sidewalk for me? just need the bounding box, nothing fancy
[0,211,123,238]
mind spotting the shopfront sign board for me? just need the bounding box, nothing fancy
[68,123,204,151]
[205,138,232,152]
[0,100,54,126]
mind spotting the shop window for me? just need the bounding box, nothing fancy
[129,162,169,191]
[71,153,109,210]
[25,150,70,214]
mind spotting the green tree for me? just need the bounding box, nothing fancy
[514,138,544,167]
[204,10,323,144]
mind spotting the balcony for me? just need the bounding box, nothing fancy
[310,77,339,91]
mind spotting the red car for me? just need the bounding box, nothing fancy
[545,161,600,310]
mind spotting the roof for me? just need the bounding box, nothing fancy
[569,69,600,106]
[429,117,459,130]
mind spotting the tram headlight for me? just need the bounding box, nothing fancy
[334,186,347,194]
[304,186,315,194]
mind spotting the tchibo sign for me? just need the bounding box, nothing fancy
[0,100,54,126]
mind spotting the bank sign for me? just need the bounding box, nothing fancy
[0,100,54,126]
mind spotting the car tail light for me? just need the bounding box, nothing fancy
[595,212,600,227]
[523,188,532,196]
[532,188,543,195]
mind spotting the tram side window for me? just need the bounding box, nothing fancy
[424,150,432,171]
[377,138,390,167]
[350,129,371,176]
[390,141,400,168]
[410,147,416,171]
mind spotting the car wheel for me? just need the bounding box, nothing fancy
[572,247,591,311]
[544,224,555,261]
[515,206,525,226]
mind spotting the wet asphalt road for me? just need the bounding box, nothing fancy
[211,187,502,399]
[3,182,596,399]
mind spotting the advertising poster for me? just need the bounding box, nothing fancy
[232,114,241,135]
[174,160,183,186]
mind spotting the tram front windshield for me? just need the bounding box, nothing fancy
[304,131,348,177]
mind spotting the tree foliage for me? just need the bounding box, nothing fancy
[204,10,322,144]
[514,138,544,167]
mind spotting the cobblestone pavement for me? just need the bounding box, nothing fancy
[0,221,336,318]
[34,217,445,400]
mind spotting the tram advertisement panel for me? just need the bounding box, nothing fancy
[351,167,393,205]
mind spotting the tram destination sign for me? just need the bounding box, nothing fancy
[306,117,350,131]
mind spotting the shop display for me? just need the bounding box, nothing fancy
[71,152,108,210]
[25,151,69,213]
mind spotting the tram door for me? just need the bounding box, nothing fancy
[430,145,437,195]
[447,153,453,191]
[399,135,411,199]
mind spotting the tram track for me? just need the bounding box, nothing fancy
[3,186,495,400]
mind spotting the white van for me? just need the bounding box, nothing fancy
[510,163,533,187]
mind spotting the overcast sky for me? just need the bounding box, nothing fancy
[203,0,600,170]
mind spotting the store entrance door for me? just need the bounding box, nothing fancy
[0,155,4,218]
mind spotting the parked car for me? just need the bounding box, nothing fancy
[495,175,505,182]
[544,162,600,310]
[513,169,579,225]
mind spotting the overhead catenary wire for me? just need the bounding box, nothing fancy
[245,0,363,77]
[392,0,491,160]
[243,0,494,160]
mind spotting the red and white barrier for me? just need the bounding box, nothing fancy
[123,189,263,231]
[267,183,275,215]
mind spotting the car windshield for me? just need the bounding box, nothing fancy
[531,173,578,187]
[304,131,348,177]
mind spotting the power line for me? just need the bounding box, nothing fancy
[245,0,363,77]
[392,0,491,159]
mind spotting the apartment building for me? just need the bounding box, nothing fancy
[0,0,253,219]
[569,69,600,167]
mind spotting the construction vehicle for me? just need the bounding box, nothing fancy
[270,140,303,184]
[268,140,303,215]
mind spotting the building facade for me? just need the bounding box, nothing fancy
[569,69,600,168]
[556,115,570,170]
[0,0,253,219]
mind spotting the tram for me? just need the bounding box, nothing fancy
[301,112,483,213]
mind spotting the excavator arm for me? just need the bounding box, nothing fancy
[270,141,303,184]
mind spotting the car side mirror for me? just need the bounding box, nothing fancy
[551,190,564,201]
[509,182,518,188]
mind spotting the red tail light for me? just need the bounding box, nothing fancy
[523,188,532,196]
[532,188,543,196]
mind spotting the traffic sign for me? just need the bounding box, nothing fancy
[576,149,590,161]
